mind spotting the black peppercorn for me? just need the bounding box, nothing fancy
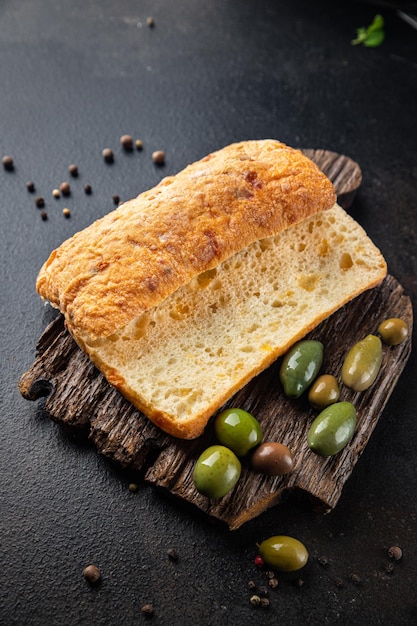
[388,546,402,561]
[152,150,165,164]
[59,181,71,196]
[69,164,79,177]
[83,564,101,585]
[335,577,344,588]
[141,603,154,616]
[26,181,35,192]
[350,573,362,585]
[35,197,45,208]
[84,183,92,194]
[167,548,178,562]
[120,134,134,151]
[2,155,14,170]
[102,148,114,163]
[40,210,48,221]
[112,194,120,205]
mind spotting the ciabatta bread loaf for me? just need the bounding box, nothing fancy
[36,140,335,339]
[36,140,386,439]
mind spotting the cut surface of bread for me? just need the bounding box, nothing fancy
[36,140,336,339]
[78,204,387,439]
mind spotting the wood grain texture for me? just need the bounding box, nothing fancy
[18,151,413,529]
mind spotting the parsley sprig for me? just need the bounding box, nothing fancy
[351,14,385,47]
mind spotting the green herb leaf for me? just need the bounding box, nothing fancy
[351,14,385,47]
[363,29,385,47]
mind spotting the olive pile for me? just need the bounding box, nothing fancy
[193,317,408,498]
[193,408,293,499]
[279,317,408,458]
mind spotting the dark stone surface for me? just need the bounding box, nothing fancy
[1,1,416,624]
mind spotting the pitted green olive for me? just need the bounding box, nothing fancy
[307,401,357,457]
[279,340,323,398]
[214,408,263,457]
[193,445,241,498]
[308,374,340,410]
[258,535,309,572]
[378,318,408,346]
[342,334,382,391]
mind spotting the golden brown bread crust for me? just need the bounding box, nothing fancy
[36,140,336,339]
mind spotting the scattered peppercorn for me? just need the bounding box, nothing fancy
[63,208,71,218]
[258,585,268,597]
[83,564,101,585]
[248,580,256,590]
[152,150,165,164]
[59,181,71,196]
[120,134,134,151]
[167,548,179,562]
[146,17,155,27]
[26,181,35,192]
[260,598,270,608]
[249,594,261,607]
[102,148,114,163]
[254,555,264,568]
[2,155,14,171]
[52,189,60,198]
[141,603,154,616]
[317,555,329,568]
[135,139,143,150]
[349,573,362,585]
[265,570,275,579]
[128,483,138,493]
[388,546,403,561]
[35,196,45,208]
[112,194,120,205]
[84,183,92,194]
[40,210,48,221]
[268,578,279,589]
[383,562,395,574]
[69,164,79,177]
[293,578,305,588]
[335,577,344,588]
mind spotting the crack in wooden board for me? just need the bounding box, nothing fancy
[18,152,413,529]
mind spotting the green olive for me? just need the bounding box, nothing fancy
[308,374,340,410]
[193,445,241,498]
[342,334,382,391]
[214,408,263,456]
[258,535,309,572]
[378,318,408,346]
[279,340,324,399]
[307,401,357,457]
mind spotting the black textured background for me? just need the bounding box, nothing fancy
[1,2,416,624]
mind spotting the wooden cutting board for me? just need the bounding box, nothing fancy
[19,151,413,529]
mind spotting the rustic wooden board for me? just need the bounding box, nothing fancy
[18,152,413,529]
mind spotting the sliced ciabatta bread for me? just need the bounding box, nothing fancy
[36,140,386,439]
[76,204,386,438]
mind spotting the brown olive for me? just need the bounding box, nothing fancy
[251,442,293,476]
[378,318,408,346]
[308,374,340,410]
